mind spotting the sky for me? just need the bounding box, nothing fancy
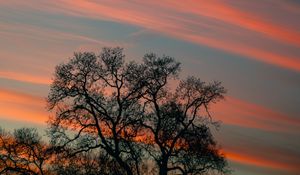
[0,0,300,174]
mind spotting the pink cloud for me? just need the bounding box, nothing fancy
[23,0,298,72]
[0,88,48,124]
[225,150,299,172]
[0,71,51,85]
[212,96,300,132]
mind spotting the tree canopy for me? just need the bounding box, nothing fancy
[0,47,229,175]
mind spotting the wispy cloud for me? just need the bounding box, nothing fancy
[225,150,299,172]
[212,96,300,132]
[0,71,51,85]
[0,88,48,124]
[23,0,300,72]
[0,21,132,84]
[162,0,300,47]
[0,1,299,174]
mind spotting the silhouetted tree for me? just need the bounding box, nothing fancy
[47,47,229,175]
[51,150,125,175]
[139,74,228,175]
[0,127,130,175]
[47,48,148,175]
[0,127,51,175]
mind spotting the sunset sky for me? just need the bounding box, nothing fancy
[0,0,300,174]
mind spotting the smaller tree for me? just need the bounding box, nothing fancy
[0,127,51,175]
[50,150,120,175]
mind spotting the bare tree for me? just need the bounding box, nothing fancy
[50,149,125,175]
[47,48,148,175]
[47,47,229,175]
[135,54,228,175]
[0,127,51,175]
[0,127,127,175]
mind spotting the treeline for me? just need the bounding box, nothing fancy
[0,47,230,175]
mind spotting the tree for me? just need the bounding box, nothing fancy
[47,48,146,175]
[50,150,124,175]
[139,75,228,175]
[0,127,51,175]
[0,127,127,175]
[47,47,229,175]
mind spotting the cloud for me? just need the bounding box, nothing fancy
[0,20,134,84]
[0,22,119,48]
[1,2,299,174]
[0,71,51,85]
[0,88,48,124]
[225,150,299,172]
[162,0,300,47]
[24,0,300,72]
[212,96,300,132]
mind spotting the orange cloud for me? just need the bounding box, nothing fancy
[39,0,300,72]
[0,21,133,82]
[211,96,300,132]
[0,88,48,124]
[179,33,300,72]
[225,150,299,172]
[0,71,51,85]
[0,22,119,47]
[3,1,300,72]
[163,0,300,47]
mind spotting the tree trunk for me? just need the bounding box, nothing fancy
[159,159,168,175]
[115,156,133,175]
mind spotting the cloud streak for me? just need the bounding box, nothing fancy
[27,0,300,72]
[225,150,299,173]
[212,96,300,133]
[0,71,51,85]
[0,21,132,85]
[0,88,48,124]
[0,1,299,174]
[163,0,300,47]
